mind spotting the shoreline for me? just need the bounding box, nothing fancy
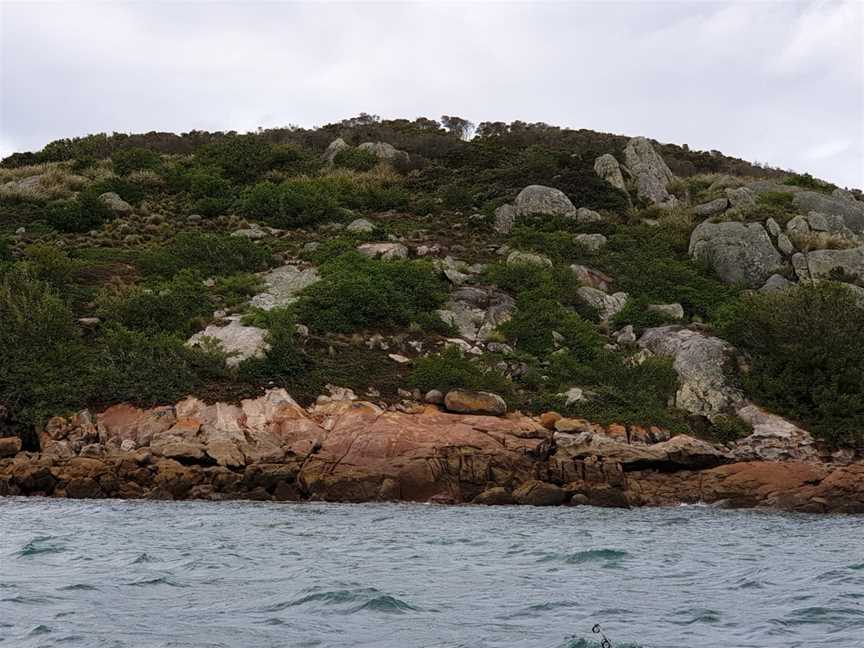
[2,389,862,513]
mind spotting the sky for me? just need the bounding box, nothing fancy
[1,1,862,188]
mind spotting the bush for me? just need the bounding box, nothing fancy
[597,224,737,321]
[500,292,601,359]
[509,226,590,264]
[539,352,683,429]
[294,253,447,333]
[46,189,112,233]
[23,244,78,289]
[111,147,161,176]
[334,147,379,172]
[90,325,224,406]
[783,173,834,192]
[482,261,583,306]
[408,346,510,395]
[0,269,89,436]
[238,309,309,382]
[722,282,864,447]
[610,297,677,331]
[242,179,341,228]
[195,136,314,183]
[140,233,269,278]
[96,272,211,335]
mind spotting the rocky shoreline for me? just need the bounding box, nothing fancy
[1,388,862,513]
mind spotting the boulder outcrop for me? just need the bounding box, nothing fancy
[622,137,677,209]
[689,221,783,288]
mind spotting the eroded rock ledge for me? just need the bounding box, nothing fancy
[1,389,861,513]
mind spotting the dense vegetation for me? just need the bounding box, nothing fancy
[0,114,860,450]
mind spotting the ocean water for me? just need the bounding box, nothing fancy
[0,499,862,648]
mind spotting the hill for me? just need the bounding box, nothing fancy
[1,115,863,455]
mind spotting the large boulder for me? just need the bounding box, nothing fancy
[554,431,730,470]
[733,404,819,462]
[186,317,269,367]
[689,221,783,288]
[793,191,864,234]
[513,185,577,218]
[694,197,729,217]
[98,192,133,215]
[593,154,627,192]
[443,390,507,416]
[577,286,628,320]
[437,286,514,342]
[250,264,320,311]
[798,246,864,282]
[622,137,677,209]
[357,142,409,164]
[0,436,21,458]
[638,326,744,419]
[512,480,566,506]
[506,250,552,268]
[322,138,350,164]
[357,242,409,260]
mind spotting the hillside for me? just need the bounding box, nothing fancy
[1,115,863,457]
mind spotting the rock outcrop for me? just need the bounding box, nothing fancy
[436,286,514,343]
[689,221,783,288]
[622,137,677,209]
[593,154,627,192]
[2,389,862,512]
[638,326,743,419]
[250,264,320,311]
[186,317,269,367]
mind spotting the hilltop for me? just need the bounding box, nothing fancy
[1,115,863,466]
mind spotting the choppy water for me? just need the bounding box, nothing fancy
[1,500,862,648]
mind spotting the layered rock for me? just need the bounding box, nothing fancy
[2,389,862,512]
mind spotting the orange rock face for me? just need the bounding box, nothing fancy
[0,389,862,512]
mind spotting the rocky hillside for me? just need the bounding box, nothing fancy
[1,115,863,467]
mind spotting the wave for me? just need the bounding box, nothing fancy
[539,549,630,565]
[265,587,419,615]
[16,536,65,557]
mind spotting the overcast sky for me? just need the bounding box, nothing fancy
[1,1,862,187]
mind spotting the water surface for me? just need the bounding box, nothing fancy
[1,499,862,647]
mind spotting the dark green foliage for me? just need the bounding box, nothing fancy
[610,297,677,331]
[90,177,146,205]
[482,261,583,306]
[111,147,161,176]
[783,172,834,193]
[540,352,683,429]
[500,292,601,359]
[195,135,315,183]
[0,237,12,264]
[96,272,211,335]
[597,225,737,320]
[509,226,591,264]
[723,282,864,447]
[756,191,795,210]
[333,147,379,172]
[707,415,752,445]
[242,179,341,228]
[294,253,446,333]
[23,244,78,289]
[238,309,309,382]
[140,233,269,278]
[46,189,112,233]
[0,270,90,436]
[408,347,510,395]
[90,325,225,406]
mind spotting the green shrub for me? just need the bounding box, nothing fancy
[610,297,677,331]
[482,261,583,306]
[90,325,224,405]
[90,177,146,205]
[0,269,90,436]
[111,147,161,176]
[597,224,737,321]
[195,136,315,183]
[23,244,78,289]
[540,352,683,429]
[707,415,752,445]
[500,292,601,359]
[408,346,510,395]
[242,179,341,228]
[509,226,590,264]
[140,233,269,278]
[783,172,834,193]
[96,272,211,335]
[46,189,112,233]
[294,253,446,333]
[0,237,11,264]
[722,282,864,447]
[238,309,309,382]
[334,147,379,172]
[756,191,795,210]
